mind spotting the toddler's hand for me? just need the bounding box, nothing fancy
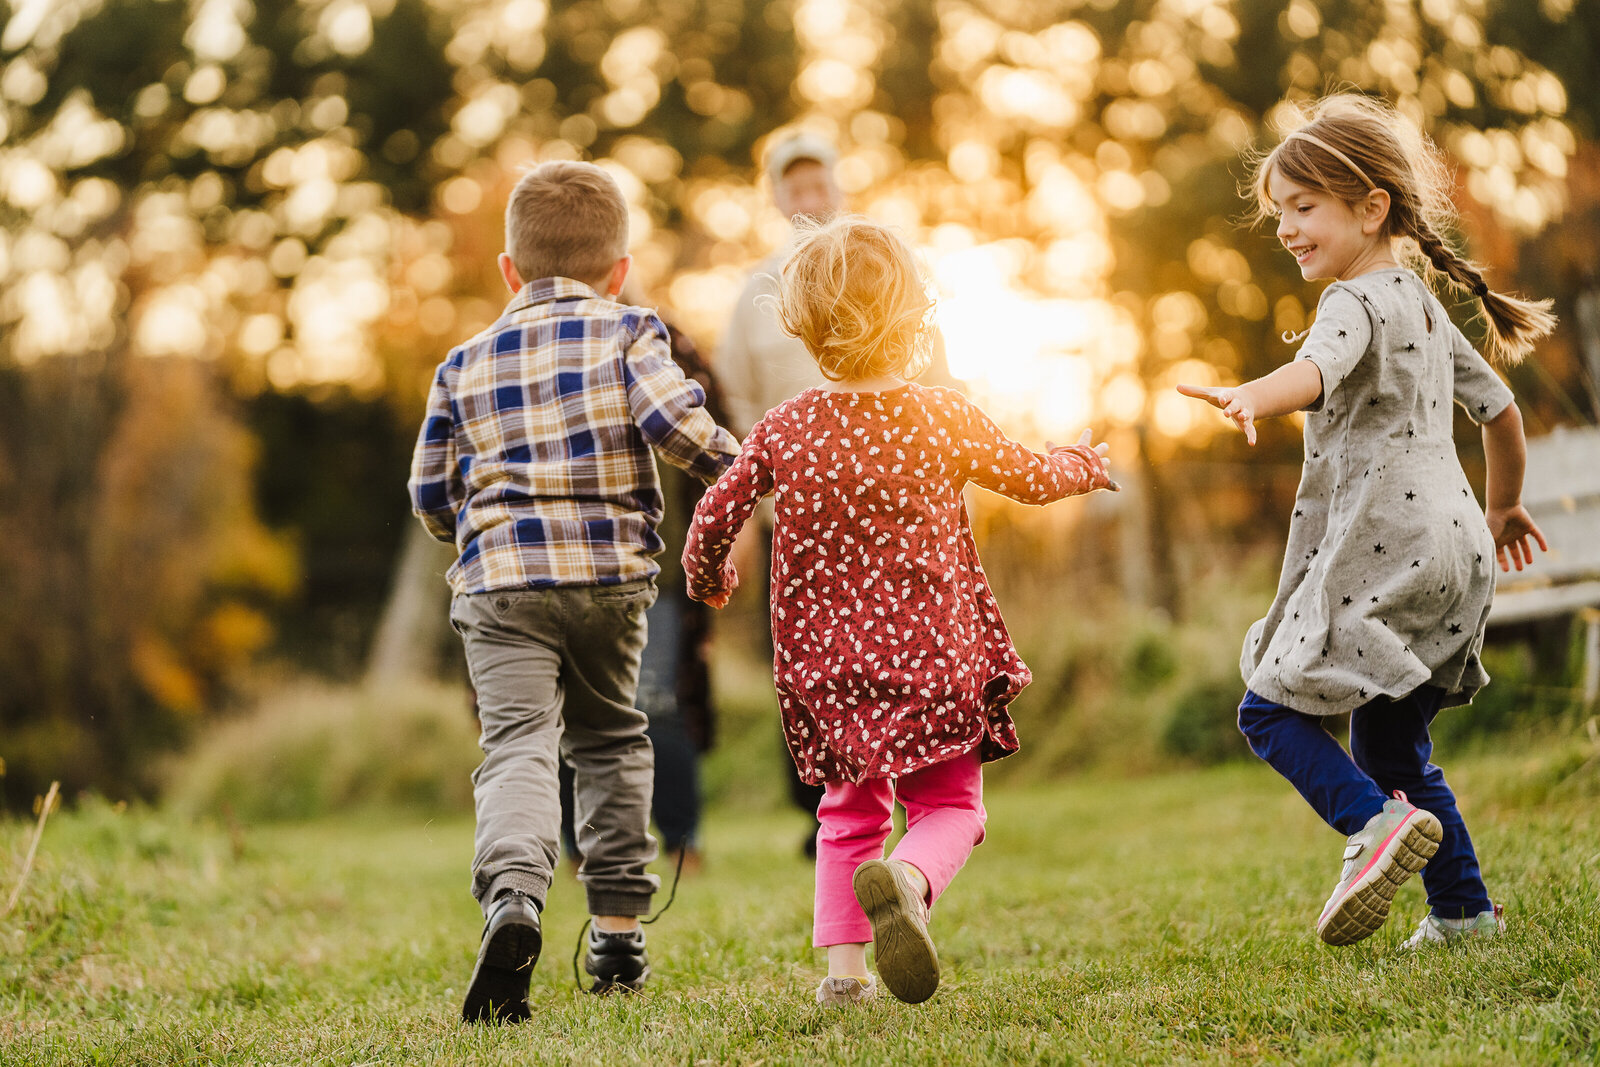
[687,562,739,608]
[1486,504,1549,573]
[1176,383,1257,446]
[1046,429,1120,491]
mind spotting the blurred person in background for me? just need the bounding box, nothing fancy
[718,131,961,857]
[561,281,728,875]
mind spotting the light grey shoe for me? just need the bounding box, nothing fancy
[1316,792,1443,946]
[853,858,939,1003]
[815,974,877,1006]
[1401,903,1505,949]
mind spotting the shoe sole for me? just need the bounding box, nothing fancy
[853,860,939,1004]
[461,917,542,1023]
[1317,810,1443,947]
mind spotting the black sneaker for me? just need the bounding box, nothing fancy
[583,926,650,994]
[461,891,542,1023]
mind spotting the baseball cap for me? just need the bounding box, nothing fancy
[764,131,837,185]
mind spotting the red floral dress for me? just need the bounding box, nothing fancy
[683,384,1111,784]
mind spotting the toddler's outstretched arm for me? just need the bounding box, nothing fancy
[953,396,1117,502]
[1481,402,1548,572]
[682,424,774,608]
[1176,361,1323,446]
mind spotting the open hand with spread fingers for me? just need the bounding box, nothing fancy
[1486,504,1548,573]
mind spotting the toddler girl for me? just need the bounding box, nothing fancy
[684,216,1116,1003]
[1179,94,1552,948]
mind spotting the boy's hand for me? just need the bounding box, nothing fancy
[1486,504,1549,573]
[1176,383,1258,446]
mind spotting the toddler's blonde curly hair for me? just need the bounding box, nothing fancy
[773,215,934,382]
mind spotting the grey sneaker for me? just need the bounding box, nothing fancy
[1316,793,1443,946]
[815,974,877,1006]
[853,859,939,1003]
[1401,903,1505,949]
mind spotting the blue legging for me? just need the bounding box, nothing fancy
[1237,687,1491,918]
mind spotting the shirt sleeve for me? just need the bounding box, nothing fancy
[624,314,741,484]
[407,357,463,543]
[939,389,1112,502]
[1448,323,1515,423]
[681,416,775,601]
[1295,285,1372,412]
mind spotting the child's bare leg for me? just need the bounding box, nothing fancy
[594,915,641,932]
[827,942,869,977]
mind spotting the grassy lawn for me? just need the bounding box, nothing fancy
[2,752,1597,1065]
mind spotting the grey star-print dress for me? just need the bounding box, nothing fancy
[1242,268,1514,716]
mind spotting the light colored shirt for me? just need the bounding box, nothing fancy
[716,249,824,437]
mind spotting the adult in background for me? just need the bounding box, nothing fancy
[717,131,960,857]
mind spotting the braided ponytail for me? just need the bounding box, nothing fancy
[1409,219,1555,366]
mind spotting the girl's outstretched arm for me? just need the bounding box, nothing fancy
[1175,361,1323,446]
[682,421,774,608]
[1481,401,1548,572]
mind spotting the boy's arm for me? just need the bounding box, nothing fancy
[407,360,463,543]
[624,318,740,483]
[945,391,1115,503]
[682,421,774,608]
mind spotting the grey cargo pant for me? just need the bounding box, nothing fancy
[451,580,661,917]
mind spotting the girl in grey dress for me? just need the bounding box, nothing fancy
[1179,94,1553,949]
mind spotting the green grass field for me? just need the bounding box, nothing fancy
[3,749,1597,1065]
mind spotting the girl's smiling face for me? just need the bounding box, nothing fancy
[1268,168,1395,282]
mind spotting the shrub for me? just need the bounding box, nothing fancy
[163,683,480,821]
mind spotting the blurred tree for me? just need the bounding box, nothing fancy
[1,0,1594,800]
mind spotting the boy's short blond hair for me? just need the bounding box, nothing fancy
[505,161,629,286]
[774,215,933,382]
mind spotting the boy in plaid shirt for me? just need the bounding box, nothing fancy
[408,161,739,1022]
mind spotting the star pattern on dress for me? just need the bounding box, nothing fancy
[1250,271,1503,718]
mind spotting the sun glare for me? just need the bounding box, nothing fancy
[930,242,1100,438]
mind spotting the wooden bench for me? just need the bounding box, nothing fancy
[1486,424,1600,706]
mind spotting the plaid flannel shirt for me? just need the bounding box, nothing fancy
[408,277,740,594]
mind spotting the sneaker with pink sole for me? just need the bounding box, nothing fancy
[1316,792,1443,946]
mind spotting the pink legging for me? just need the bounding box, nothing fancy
[812,750,987,947]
